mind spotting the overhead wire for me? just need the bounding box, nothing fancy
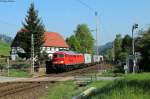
[76,0,95,12]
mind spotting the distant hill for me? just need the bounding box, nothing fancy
[99,42,113,54]
[0,34,13,44]
[0,39,11,56]
[0,34,12,56]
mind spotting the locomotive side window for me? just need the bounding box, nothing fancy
[59,54,64,58]
[53,54,57,58]
[53,54,64,58]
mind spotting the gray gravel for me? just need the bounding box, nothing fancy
[0,76,22,82]
[74,76,122,81]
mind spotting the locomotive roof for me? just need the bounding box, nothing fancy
[54,51,83,55]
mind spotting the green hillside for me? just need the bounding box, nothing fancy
[0,40,10,56]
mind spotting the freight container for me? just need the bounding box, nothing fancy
[84,54,92,64]
[93,55,99,63]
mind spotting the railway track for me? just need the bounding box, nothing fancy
[0,62,112,98]
[46,62,112,77]
[0,82,49,99]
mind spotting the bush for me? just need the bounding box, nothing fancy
[113,65,124,73]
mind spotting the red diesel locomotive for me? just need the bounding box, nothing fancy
[52,51,84,72]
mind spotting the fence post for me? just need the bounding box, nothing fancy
[7,58,10,76]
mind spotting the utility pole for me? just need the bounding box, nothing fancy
[132,24,138,73]
[95,11,100,80]
[95,11,98,55]
[7,57,10,76]
[112,40,115,63]
[31,34,34,74]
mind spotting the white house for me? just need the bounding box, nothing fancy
[41,32,69,59]
[11,30,69,60]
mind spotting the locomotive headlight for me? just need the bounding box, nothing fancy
[53,62,57,64]
[60,61,64,64]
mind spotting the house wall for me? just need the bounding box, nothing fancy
[11,47,25,60]
[11,46,69,60]
[41,46,69,59]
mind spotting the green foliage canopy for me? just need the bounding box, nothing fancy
[66,35,81,52]
[137,28,150,71]
[67,24,94,54]
[114,34,122,62]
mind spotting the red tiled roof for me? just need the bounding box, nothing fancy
[44,32,69,48]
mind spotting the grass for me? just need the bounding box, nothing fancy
[97,71,124,77]
[0,40,10,56]
[41,73,150,99]
[41,81,76,99]
[2,69,30,77]
[41,80,110,99]
[89,73,150,99]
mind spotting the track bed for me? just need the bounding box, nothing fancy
[0,82,50,99]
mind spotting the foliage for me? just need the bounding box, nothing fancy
[105,48,113,62]
[12,3,45,58]
[66,35,81,52]
[38,51,49,67]
[67,24,94,54]
[121,35,132,53]
[0,58,6,71]
[104,34,134,73]
[114,34,122,62]
[137,28,150,71]
[75,24,94,54]
[105,34,132,66]
[119,52,128,62]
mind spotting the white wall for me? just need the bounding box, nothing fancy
[41,46,69,59]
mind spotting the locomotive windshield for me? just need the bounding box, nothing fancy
[53,54,64,58]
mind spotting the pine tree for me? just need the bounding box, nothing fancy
[21,3,45,58]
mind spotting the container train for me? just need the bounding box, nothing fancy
[46,51,103,73]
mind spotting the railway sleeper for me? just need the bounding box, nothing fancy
[0,83,41,97]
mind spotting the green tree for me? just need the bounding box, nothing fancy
[137,28,150,71]
[119,35,132,64]
[121,35,132,53]
[75,24,94,54]
[105,48,113,62]
[114,34,122,63]
[20,3,45,58]
[66,35,81,52]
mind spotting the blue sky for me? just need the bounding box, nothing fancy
[0,0,150,45]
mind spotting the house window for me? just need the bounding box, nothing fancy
[52,48,54,51]
[47,47,50,51]
[54,47,57,51]
[56,48,58,51]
